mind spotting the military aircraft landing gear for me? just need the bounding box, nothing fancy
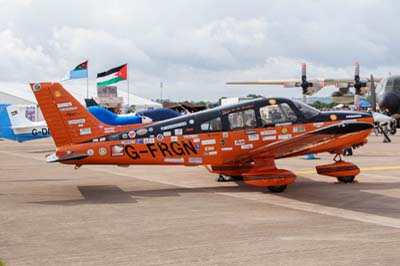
[267,185,287,193]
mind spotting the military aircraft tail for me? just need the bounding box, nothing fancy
[29,82,125,147]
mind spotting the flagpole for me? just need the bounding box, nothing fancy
[86,60,89,99]
[127,79,130,107]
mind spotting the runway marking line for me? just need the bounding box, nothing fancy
[3,150,400,229]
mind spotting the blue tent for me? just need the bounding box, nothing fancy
[359,100,371,108]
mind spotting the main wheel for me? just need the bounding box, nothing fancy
[216,175,226,182]
[230,175,243,181]
[267,185,287,193]
[337,176,355,183]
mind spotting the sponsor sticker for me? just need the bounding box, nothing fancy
[122,133,128,139]
[221,147,233,151]
[220,139,225,145]
[330,114,337,121]
[193,138,200,143]
[136,139,144,144]
[128,130,136,139]
[281,128,288,134]
[208,151,218,156]
[202,139,216,145]
[278,134,292,140]
[68,118,85,125]
[157,134,164,141]
[148,127,154,132]
[57,102,72,108]
[205,146,214,151]
[223,132,229,138]
[87,149,94,156]
[99,147,107,156]
[313,122,324,128]
[276,122,292,127]
[80,128,91,135]
[163,131,171,136]
[241,144,253,150]
[121,140,135,145]
[104,127,115,133]
[245,130,257,135]
[111,145,124,156]
[33,83,41,91]
[269,99,276,105]
[175,128,183,135]
[188,157,202,164]
[164,158,184,163]
[161,121,187,131]
[248,134,259,141]
[261,130,276,135]
[60,107,78,112]
[189,119,194,125]
[195,144,201,150]
[293,126,305,133]
[235,139,245,146]
[262,136,276,141]
[54,90,62,97]
[346,114,361,118]
[136,128,148,136]
[184,134,198,139]
[171,136,178,142]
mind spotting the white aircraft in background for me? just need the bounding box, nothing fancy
[227,62,382,104]
[0,104,50,142]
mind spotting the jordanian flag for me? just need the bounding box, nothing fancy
[62,60,88,81]
[96,64,128,87]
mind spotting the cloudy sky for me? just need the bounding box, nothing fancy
[1,0,399,102]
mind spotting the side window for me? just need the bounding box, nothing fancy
[228,109,256,130]
[201,117,222,131]
[260,103,297,126]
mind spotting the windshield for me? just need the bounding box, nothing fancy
[292,100,320,119]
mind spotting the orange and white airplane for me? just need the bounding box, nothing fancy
[30,82,374,193]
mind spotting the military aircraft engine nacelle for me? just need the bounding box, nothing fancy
[283,82,323,96]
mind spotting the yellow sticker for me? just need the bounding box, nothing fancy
[330,114,337,121]
[269,99,276,105]
[54,90,61,97]
[281,128,288,134]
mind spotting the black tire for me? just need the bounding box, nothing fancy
[216,175,226,182]
[230,175,243,181]
[390,127,397,135]
[337,176,355,183]
[267,185,287,193]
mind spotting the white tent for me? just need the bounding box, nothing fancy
[0,81,162,120]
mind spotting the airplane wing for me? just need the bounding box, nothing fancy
[226,79,301,85]
[224,122,373,164]
[227,78,382,87]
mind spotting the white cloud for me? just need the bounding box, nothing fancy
[0,0,399,101]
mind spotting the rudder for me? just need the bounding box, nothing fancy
[29,82,119,147]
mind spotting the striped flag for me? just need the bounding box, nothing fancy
[62,60,88,81]
[96,64,127,87]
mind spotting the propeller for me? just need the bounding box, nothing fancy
[352,62,367,95]
[370,74,376,112]
[300,63,310,95]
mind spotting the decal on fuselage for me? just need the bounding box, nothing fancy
[125,140,197,160]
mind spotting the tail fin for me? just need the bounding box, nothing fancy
[0,104,17,141]
[29,82,123,147]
